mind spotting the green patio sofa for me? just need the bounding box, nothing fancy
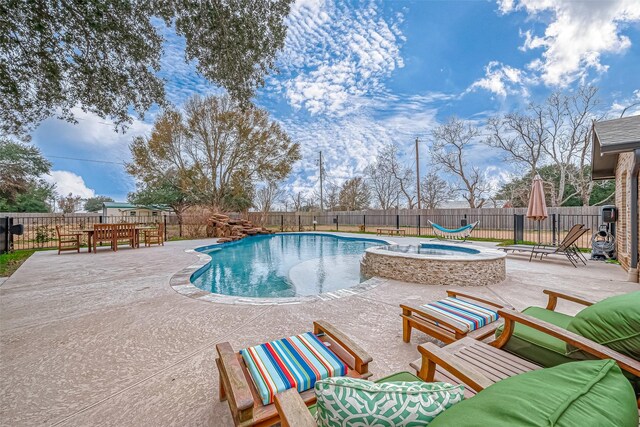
[276,358,638,427]
[275,308,640,426]
[495,290,640,390]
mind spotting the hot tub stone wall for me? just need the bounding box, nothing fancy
[360,251,505,286]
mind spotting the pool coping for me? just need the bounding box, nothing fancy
[366,241,507,262]
[169,232,395,305]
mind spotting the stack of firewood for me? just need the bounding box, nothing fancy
[206,214,273,243]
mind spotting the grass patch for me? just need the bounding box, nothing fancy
[0,250,36,277]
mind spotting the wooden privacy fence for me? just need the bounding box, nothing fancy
[241,206,603,249]
[2,206,604,251]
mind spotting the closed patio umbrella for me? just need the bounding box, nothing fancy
[527,174,548,243]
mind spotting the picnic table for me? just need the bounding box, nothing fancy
[72,225,156,252]
[376,228,406,236]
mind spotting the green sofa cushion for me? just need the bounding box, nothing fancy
[496,306,574,367]
[430,359,638,427]
[567,291,640,360]
[313,373,464,426]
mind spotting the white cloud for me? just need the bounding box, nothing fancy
[32,110,153,199]
[275,0,405,116]
[609,89,640,119]
[278,92,442,195]
[467,61,531,98]
[500,0,640,86]
[44,171,96,198]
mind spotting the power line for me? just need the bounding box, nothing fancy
[46,155,125,165]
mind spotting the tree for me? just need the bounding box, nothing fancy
[420,172,451,209]
[129,172,193,236]
[365,145,402,209]
[339,177,370,211]
[315,184,340,211]
[127,95,300,212]
[485,86,601,206]
[327,184,341,211]
[0,139,55,212]
[1,0,291,136]
[254,180,283,223]
[290,191,304,212]
[485,112,546,174]
[494,164,615,207]
[58,193,82,213]
[84,196,114,212]
[431,117,491,208]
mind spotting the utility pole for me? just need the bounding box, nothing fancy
[415,137,421,210]
[319,151,324,211]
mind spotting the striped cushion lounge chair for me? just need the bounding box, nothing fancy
[401,290,506,344]
[240,332,348,405]
[216,321,372,426]
[428,220,479,241]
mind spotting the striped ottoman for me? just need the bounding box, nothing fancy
[240,332,348,405]
[421,297,499,333]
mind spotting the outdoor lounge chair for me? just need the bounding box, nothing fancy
[411,309,640,400]
[500,223,589,267]
[405,289,640,373]
[216,321,372,426]
[275,312,640,426]
[55,225,81,254]
[400,289,509,344]
[428,220,479,241]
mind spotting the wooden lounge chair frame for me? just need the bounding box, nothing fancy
[413,308,640,397]
[216,321,373,427]
[274,343,495,427]
[400,289,510,344]
[402,288,597,344]
[55,225,81,254]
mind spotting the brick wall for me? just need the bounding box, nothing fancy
[614,152,639,271]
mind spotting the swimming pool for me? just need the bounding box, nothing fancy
[380,243,481,256]
[191,234,387,298]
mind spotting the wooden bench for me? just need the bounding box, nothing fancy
[376,228,406,236]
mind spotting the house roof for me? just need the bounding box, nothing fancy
[103,202,170,211]
[591,115,640,180]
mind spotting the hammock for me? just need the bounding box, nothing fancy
[428,220,479,241]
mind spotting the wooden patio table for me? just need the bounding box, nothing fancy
[71,225,156,253]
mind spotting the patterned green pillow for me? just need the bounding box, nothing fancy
[315,377,464,427]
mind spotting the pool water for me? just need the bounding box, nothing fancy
[191,234,386,298]
[381,243,481,256]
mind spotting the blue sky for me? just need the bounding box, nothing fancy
[32,0,640,203]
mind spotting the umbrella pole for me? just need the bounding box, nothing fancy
[538,221,541,244]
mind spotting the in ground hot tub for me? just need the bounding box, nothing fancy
[360,242,506,286]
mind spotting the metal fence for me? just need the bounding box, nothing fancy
[2,208,603,251]
[242,211,602,249]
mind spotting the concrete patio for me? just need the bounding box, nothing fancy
[1,234,638,426]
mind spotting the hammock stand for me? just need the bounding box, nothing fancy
[428,220,479,242]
